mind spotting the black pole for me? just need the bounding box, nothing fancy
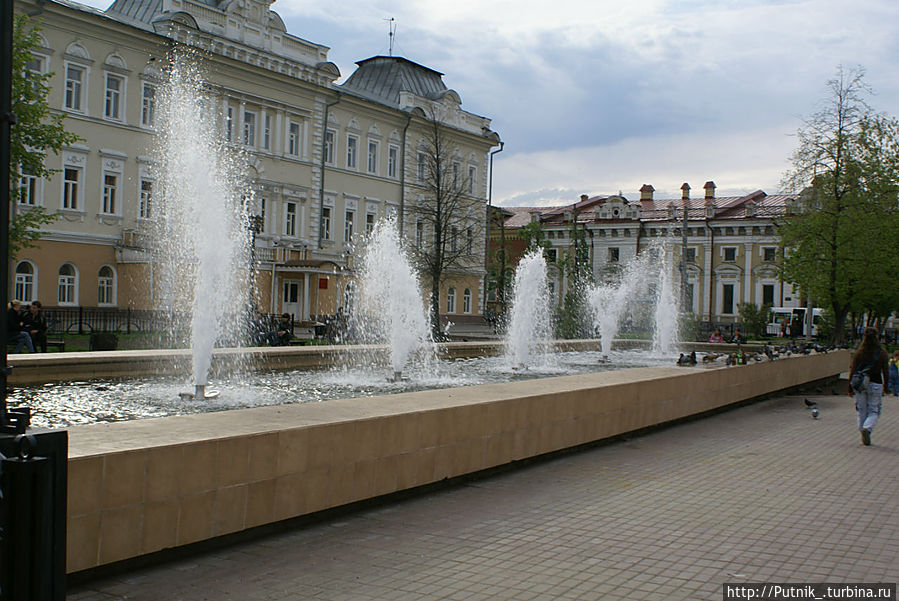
[1,0,17,433]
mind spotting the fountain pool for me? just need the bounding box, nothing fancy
[8,349,676,429]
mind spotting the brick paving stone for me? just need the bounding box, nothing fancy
[67,393,899,600]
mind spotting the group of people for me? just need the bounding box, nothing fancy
[7,299,47,353]
[251,311,293,346]
[708,327,745,344]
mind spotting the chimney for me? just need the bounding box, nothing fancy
[640,184,654,201]
[681,183,690,201]
[579,194,589,203]
[704,181,716,200]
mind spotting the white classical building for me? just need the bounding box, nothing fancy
[14,0,500,319]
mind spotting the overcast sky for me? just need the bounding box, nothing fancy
[79,0,899,206]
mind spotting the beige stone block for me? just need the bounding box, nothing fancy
[177,491,214,546]
[145,445,181,502]
[217,437,250,488]
[179,441,217,495]
[417,410,441,449]
[273,472,306,521]
[103,450,146,509]
[248,433,279,482]
[351,419,381,462]
[212,484,248,536]
[351,459,377,502]
[328,463,357,507]
[68,456,103,517]
[142,498,179,554]
[67,512,100,573]
[98,504,142,565]
[301,467,332,515]
[277,428,309,475]
[245,479,276,528]
[372,455,399,497]
[307,423,342,469]
[467,437,490,473]
[410,447,437,488]
[378,412,420,456]
[485,431,514,466]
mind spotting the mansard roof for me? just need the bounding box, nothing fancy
[340,56,453,109]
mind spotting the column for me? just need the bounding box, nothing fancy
[743,243,753,304]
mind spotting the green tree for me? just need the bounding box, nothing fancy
[779,66,899,343]
[9,16,80,258]
[737,302,771,339]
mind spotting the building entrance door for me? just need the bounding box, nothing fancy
[282,280,301,320]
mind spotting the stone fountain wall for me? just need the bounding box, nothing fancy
[65,351,847,574]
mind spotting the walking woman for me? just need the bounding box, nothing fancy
[848,327,890,446]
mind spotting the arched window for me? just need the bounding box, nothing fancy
[98,265,116,306]
[15,261,36,303]
[446,287,456,313]
[463,288,472,314]
[58,263,78,305]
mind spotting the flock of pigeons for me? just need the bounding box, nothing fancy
[676,342,848,367]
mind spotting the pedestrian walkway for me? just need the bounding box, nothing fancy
[67,391,899,601]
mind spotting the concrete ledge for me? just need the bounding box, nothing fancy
[64,350,848,573]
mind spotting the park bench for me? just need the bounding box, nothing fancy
[7,337,65,352]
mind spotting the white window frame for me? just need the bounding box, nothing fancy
[346,134,358,169]
[367,140,378,174]
[258,198,267,233]
[243,110,256,147]
[104,73,125,121]
[285,202,297,237]
[722,246,738,262]
[64,63,87,113]
[225,106,234,141]
[262,114,272,150]
[18,170,41,206]
[366,212,376,235]
[14,261,37,303]
[62,165,83,211]
[468,165,477,195]
[324,129,335,165]
[58,263,79,306]
[417,152,426,181]
[446,287,456,313]
[102,171,119,215]
[97,264,117,306]
[344,210,354,243]
[388,145,398,179]
[463,288,472,314]
[139,178,153,219]
[287,121,300,156]
[321,206,332,241]
[141,82,156,127]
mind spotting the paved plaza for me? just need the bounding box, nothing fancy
[67,390,899,601]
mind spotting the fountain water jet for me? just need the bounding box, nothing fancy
[151,51,253,399]
[587,251,653,359]
[504,249,554,369]
[355,217,435,379]
[652,243,680,355]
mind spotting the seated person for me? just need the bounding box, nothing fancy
[273,313,293,346]
[23,300,48,353]
[7,300,34,353]
[708,328,724,343]
[731,327,746,344]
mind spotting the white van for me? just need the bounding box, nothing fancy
[766,307,823,337]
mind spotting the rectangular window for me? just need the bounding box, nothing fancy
[321,207,331,240]
[65,65,84,111]
[139,179,153,219]
[724,247,737,262]
[367,140,378,174]
[452,162,461,188]
[762,284,775,306]
[141,83,156,126]
[288,122,300,156]
[416,220,424,247]
[545,248,557,263]
[463,290,471,314]
[344,210,354,242]
[98,273,114,305]
[417,152,426,181]
[466,227,473,254]
[18,172,38,205]
[263,114,272,150]
[685,247,696,263]
[763,247,776,262]
[324,130,335,164]
[58,274,76,304]
[226,106,234,141]
[609,247,620,263]
[243,111,256,146]
[285,202,296,237]
[104,74,123,120]
[259,198,267,233]
[451,226,458,252]
[722,284,735,315]
[468,166,476,195]
[388,145,398,178]
[446,289,456,313]
[63,167,80,210]
[102,173,118,214]
[366,212,376,235]
[15,271,33,304]
[346,135,358,169]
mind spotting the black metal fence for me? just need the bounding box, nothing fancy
[42,307,181,335]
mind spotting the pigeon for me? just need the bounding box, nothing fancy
[677,352,697,366]
[804,399,819,419]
